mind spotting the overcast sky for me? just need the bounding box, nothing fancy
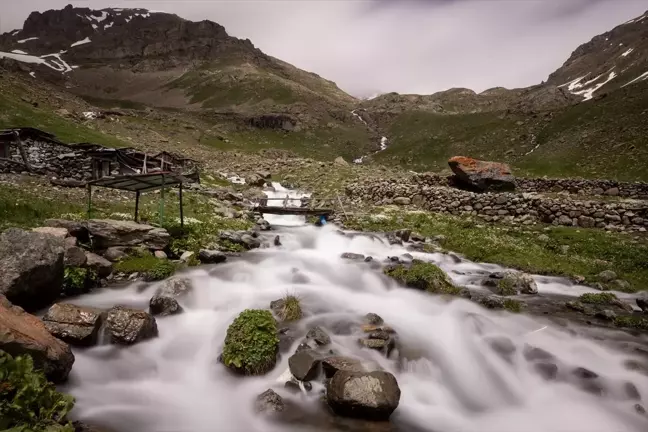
[1,0,646,97]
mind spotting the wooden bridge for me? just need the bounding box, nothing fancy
[253,197,342,218]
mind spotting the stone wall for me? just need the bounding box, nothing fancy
[412,173,648,200]
[0,138,95,181]
[346,179,648,233]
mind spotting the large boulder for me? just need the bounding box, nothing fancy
[86,219,170,249]
[42,303,104,347]
[149,277,193,316]
[326,370,401,420]
[0,295,74,383]
[106,306,158,345]
[221,309,279,375]
[0,228,65,310]
[448,156,515,191]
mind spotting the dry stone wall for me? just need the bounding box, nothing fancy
[0,138,95,181]
[346,179,648,233]
[412,173,648,200]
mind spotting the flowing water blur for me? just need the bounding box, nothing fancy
[63,187,648,432]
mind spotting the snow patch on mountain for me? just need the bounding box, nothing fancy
[17,37,38,44]
[71,37,91,48]
[622,71,648,88]
[0,50,74,74]
[621,48,634,57]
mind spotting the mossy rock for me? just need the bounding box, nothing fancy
[578,292,618,305]
[384,260,460,295]
[0,351,75,431]
[496,277,518,296]
[613,315,648,331]
[221,309,279,375]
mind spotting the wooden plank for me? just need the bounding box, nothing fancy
[256,206,334,216]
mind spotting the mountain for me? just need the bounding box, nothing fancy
[0,5,376,161]
[1,6,647,180]
[547,10,648,99]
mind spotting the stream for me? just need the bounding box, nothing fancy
[61,186,648,432]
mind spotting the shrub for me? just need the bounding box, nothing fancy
[0,351,75,431]
[384,260,460,295]
[221,309,279,375]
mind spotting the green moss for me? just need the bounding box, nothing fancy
[613,315,648,330]
[221,309,279,375]
[114,254,159,274]
[275,295,302,322]
[503,299,523,313]
[579,292,618,305]
[0,351,75,431]
[147,260,177,281]
[496,277,517,296]
[384,260,460,295]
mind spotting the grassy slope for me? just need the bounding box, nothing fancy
[346,209,648,293]
[0,84,127,148]
[375,80,648,181]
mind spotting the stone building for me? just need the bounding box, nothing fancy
[0,127,199,185]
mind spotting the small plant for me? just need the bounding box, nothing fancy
[221,309,279,375]
[496,277,517,296]
[0,351,75,431]
[147,260,176,281]
[384,260,460,295]
[218,239,246,253]
[63,267,87,295]
[503,299,523,313]
[274,294,303,322]
[186,254,201,267]
[579,292,618,305]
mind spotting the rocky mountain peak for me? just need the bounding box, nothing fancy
[546,10,648,100]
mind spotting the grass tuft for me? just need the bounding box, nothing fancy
[579,292,618,305]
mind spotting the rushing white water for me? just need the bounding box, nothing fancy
[63,201,648,432]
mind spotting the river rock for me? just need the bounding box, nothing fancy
[65,245,87,267]
[85,252,113,277]
[104,246,128,262]
[326,370,401,420]
[448,156,515,191]
[484,271,538,295]
[255,389,285,414]
[45,219,89,241]
[247,174,266,187]
[322,356,366,378]
[364,313,384,325]
[334,156,350,167]
[42,303,104,347]
[341,252,365,260]
[0,295,74,383]
[289,350,321,381]
[106,306,158,345]
[198,249,227,264]
[219,230,261,249]
[598,270,617,283]
[0,228,65,310]
[636,293,648,312]
[86,219,170,249]
[149,277,192,316]
[306,325,331,346]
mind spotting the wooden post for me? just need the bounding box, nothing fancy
[179,183,184,230]
[134,191,140,222]
[13,130,32,172]
[159,175,166,225]
[86,184,92,219]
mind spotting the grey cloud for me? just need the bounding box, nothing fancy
[1,0,646,97]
